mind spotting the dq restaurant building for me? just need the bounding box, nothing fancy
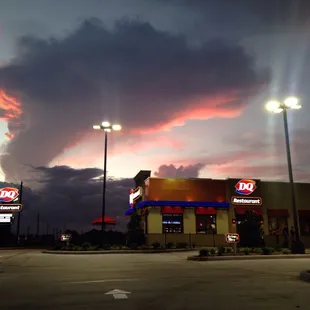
[125,170,310,247]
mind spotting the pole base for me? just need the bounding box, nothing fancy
[291,240,305,254]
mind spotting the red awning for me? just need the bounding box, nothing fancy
[92,216,116,225]
[195,207,216,215]
[298,210,310,217]
[161,206,184,214]
[235,207,263,215]
[267,209,289,217]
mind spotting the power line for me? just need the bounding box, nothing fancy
[0,162,19,184]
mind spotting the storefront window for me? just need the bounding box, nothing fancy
[196,215,216,234]
[299,216,310,236]
[268,216,288,235]
[162,214,183,233]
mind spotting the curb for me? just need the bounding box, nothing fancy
[300,270,310,283]
[187,254,310,261]
[42,248,195,255]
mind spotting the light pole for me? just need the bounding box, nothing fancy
[93,121,121,247]
[265,96,305,253]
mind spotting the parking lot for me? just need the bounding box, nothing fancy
[0,249,309,309]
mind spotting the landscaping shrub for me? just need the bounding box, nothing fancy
[176,242,188,248]
[199,248,209,257]
[129,243,139,249]
[166,242,174,249]
[275,246,282,252]
[210,248,216,255]
[282,248,291,254]
[141,245,150,250]
[81,242,91,250]
[217,246,225,256]
[152,242,161,249]
[102,244,111,250]
[243,248,250,255]
[262,247,274,255]
[52,243,63,250]
[68,244,78,251]
[89,245,100,251]
[226,247,232,253]
[251,248,261,254]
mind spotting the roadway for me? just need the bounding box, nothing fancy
[0,249,309,309]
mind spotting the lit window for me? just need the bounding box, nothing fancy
[196,215,216,234]
[268,216,288,235]
[162,214,183,233]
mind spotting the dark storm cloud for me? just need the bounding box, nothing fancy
[154,163,205,178]
[159,0,310,44]
[0,18,267,181]
[2,166,134,233]
[167,0,310,24]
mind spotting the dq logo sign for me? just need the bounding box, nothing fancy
[235,179,257,196]
[0,187,19,203]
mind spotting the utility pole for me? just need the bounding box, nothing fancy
[101,130,108,247]
[36,212,40,236]
[16,181,23,244]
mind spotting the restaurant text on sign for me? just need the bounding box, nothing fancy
[0,204,23,213]
[231,196,262,206]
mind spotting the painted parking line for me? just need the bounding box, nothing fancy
[65,278,140,285]
[106,289,131,299]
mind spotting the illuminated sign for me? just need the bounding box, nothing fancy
[61,234,72,242]
[0,204,23,213]
[0,214,13,223]
[225,233,240,243]
[235,179,257,196]
[0,187,19,203]
[162,220,181,225]
[231,196,262,206]
[129,187,142,205]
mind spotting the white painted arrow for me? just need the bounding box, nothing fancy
[105,289,131,300]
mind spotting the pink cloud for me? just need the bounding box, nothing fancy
[154,163,205,178]
[51,132,185,170]
[154,129,310,181]
[208,163,310,182]
[134,92,247,134]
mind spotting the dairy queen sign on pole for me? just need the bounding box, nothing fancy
[0,183,24,243]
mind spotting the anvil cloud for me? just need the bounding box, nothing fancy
[0,18,267,181]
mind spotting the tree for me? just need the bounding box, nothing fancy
[127,210,145,246]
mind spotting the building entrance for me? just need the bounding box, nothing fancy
[236,210,263,247]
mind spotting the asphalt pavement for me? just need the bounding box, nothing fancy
[0,249,309,309]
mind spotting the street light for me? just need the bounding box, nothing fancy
[93,121,122,247]
[265,97,304,253]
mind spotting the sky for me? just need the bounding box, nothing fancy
[0,0,310,232]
